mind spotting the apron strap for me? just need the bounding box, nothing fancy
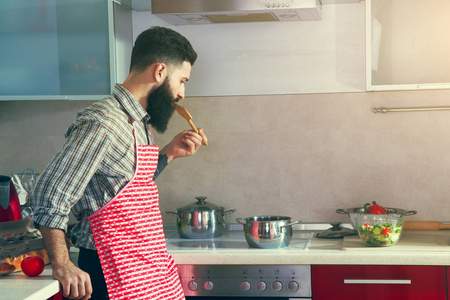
[143,123,154,146]
[115,98,153,145]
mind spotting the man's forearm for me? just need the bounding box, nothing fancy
[39,226,93,299]
[39,226,71,267]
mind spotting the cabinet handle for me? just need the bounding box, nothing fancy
[344,279,411,285]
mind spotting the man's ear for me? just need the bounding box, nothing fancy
[154,63,167,83]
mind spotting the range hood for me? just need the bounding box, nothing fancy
[151,0,322,25]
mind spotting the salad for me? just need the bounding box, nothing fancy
[357,220,403,247]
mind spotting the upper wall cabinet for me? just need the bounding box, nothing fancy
[367,0,450,91]
[0,0,132,101]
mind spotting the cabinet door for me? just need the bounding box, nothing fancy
[312,265,446,300]
[447,267,450,300]
[0,0,116,100]
[366,0,450,91]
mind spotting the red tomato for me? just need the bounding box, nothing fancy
[381,227,391,236]
[364,201,388,214]
[21,256,45,277]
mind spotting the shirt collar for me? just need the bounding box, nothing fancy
[112,83,150,124]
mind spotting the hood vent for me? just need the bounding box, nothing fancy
[151,0,322,25]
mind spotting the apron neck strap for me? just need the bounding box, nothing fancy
[115,98,154,145]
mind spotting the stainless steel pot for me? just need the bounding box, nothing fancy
[236,216,301,249]
[166,196,236,239]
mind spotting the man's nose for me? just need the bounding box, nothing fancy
[177,86,185,100]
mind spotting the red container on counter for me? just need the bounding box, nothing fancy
[0,175,22,223]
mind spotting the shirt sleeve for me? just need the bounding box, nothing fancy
[153,154,168,180]
[30,116,111,231]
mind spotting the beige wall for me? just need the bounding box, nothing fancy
[2,89,450,224]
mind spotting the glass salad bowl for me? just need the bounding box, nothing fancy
[355,215,405,247]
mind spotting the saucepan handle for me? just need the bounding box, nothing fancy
[236,218,246,225]
[280,220,302,228]
[402,210,417,217]
[223,209,236,216]
[165,211,180,220]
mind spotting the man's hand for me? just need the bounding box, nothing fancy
[39,226,93,300]
[52,261,92,300]
[161,128,208,163]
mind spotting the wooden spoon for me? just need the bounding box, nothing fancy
[175,104,208,146]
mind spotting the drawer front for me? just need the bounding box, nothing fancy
[312,265,446,300]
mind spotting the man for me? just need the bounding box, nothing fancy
[30,26,207,300]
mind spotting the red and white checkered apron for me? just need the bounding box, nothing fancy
[88,119,185,300]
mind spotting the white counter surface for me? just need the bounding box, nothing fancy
[2,229,449,300]
[168,230,450,266]
[0,249,79,300]
[1,266,59,300]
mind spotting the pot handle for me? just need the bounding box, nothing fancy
[402,210,417,216]
[165,211,180,220]
[280,220,302,228]
[335,209,348,215]
[236,218,246,225]
[223,209,236,216]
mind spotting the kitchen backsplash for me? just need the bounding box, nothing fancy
[2,90,450,223]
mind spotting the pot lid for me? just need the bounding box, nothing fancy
[178,196,223,212]
[315,222,357,239]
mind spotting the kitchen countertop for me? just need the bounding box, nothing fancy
[1,266,59,300]
[1,249,79,300]
[167,228,450,266]
[2,226,449,300]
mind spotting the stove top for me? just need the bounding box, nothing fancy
[165,226,314,251]
[164,223,345,298]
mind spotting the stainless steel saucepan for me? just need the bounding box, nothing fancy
[236,216,301,249]
[166,196,236,239]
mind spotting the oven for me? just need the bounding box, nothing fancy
[165,224,318,299]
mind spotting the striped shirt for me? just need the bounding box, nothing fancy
[30,84,168,250]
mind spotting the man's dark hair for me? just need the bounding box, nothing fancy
[130,26,197,73]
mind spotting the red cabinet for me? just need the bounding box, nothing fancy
[47,290,62,300]
[312,265,446,300]
[447,267,450,300]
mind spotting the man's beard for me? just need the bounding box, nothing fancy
[146,78,177,133]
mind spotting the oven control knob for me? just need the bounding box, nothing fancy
[272,281,283,291]
[204,281,214,291]
[256,281,267,291]
[240,281,251,291]
[188,280,198,291]
[288,281,300,292]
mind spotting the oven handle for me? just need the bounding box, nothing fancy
[344,279,412,285]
